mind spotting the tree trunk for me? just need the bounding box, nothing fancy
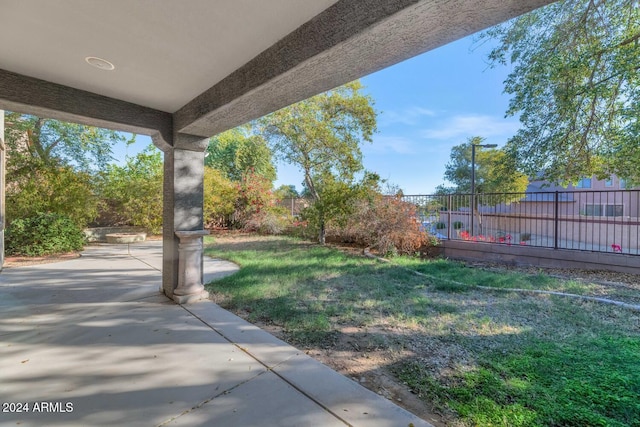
[475,209,483,235]
[304,172,326,244]
[318,220,326,245]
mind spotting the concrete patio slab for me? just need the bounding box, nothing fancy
[0,241,431,427]
[271,352,421,427]
[167,371,345,427]
[183,303,301,369]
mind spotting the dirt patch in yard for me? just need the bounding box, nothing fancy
[253,321,452,427]
[3,252,81,268]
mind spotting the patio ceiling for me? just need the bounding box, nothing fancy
[0,0,555,143]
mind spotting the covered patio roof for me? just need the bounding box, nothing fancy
[0,0,553,145]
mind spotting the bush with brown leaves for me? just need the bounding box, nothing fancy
[333,195,429,255]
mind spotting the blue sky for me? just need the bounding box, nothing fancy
[122,32,519,195]
[275,33,520,195]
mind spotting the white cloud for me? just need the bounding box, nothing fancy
[366,135,415,154]
[379,106,436,126]
[420,114,520,140]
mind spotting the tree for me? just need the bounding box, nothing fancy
[480,0,640,185]
[6,159,97,227]
[274,184,299,200]
[440,137,529,236]
[203,167,239,228]
[4,112,128,228]
[233,169,276,226]
[259,80,377,244]
[299,171,361,239]
[95,145,163,234]
[5,112,126,171]
[205,125,276,182]
[441,137,529,196]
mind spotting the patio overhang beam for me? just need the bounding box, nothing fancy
[174,0,554,138]
[0,69,173,150]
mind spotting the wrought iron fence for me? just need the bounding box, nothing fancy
[403,190,640,255]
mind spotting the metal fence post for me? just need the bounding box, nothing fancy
[447,194,452,240]
[470,193,474,237]
[554,191,559,250]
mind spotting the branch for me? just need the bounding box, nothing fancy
[579,51,603,155]
[561,61,640,102]
[608,30,640,51]
[44,138,62,157]
[304,173,320,202]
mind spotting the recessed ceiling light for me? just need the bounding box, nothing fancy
[85,56,115,71]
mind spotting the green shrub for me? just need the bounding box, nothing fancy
[6,213,86,256]
[453,221,464,230]
[203,167,239,228]
[520,232,532,241]
[435,221,447,230]
[7,162,98,228]
[94,145,163,234]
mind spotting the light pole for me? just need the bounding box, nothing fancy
[470,143,497,236]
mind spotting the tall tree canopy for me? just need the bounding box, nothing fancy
[5,112,125,171]
[259,80,377,243]
[204,125,277,229]
[205,125,276,182]
[481,0,640,185]
[274,184,299,199]
[438,137,529,197]
[4,112,127,227]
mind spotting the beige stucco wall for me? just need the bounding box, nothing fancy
[442,240,639,274]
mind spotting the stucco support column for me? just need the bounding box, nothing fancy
[161,133,209,303]
[0,110,5,271]
[173,230,210,304]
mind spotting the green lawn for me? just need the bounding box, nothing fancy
[205,234,640,427]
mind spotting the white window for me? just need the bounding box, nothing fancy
[583,204,623,217]
[620,179,627,189]
[605,178,613,187]
[584,204,602,216]
[606,205,624,217]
